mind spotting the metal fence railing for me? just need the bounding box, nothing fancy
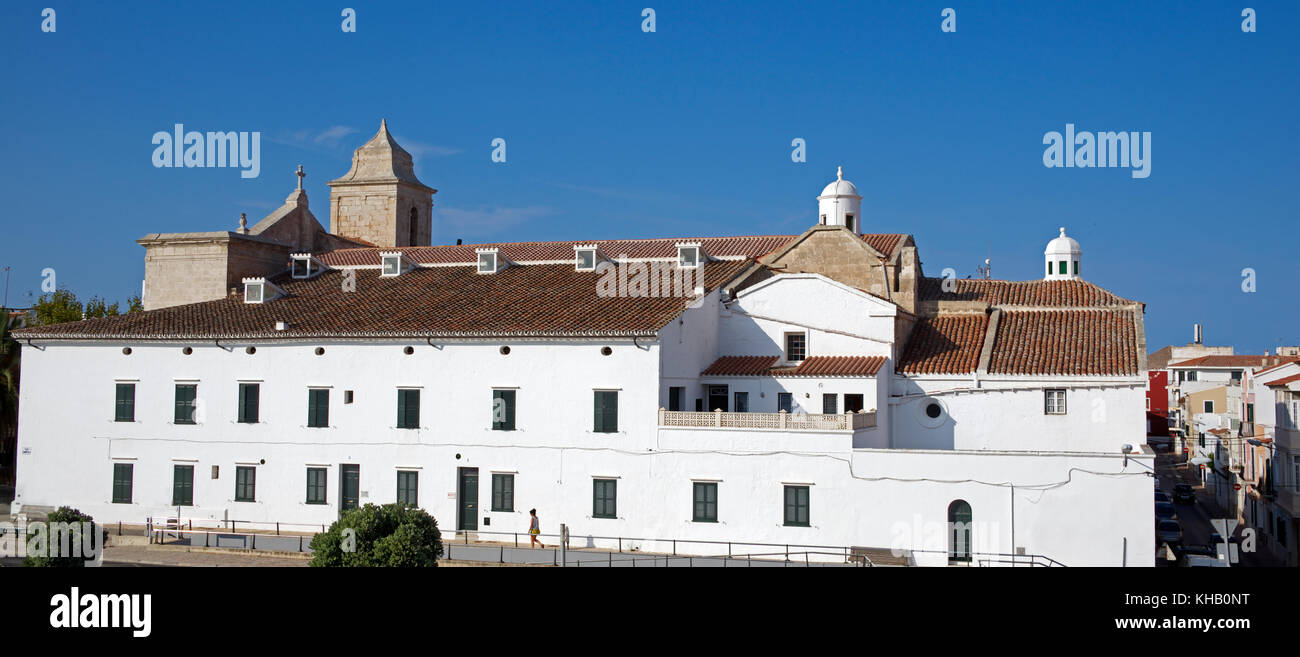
[98,517,1066,567]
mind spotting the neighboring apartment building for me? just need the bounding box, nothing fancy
[1146,369,1169,438]
[1170,354,1300,525]
[11,124,1155,566]
[1248,361,1300,566]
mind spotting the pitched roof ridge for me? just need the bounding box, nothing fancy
[324,233,801,254]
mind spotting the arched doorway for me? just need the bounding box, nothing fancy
[948,500,972,564]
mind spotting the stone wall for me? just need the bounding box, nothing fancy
[329,183,433,247]
[141,239,232,311]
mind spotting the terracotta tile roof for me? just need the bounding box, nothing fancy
[316,235,795,267]
[897,314,989,374]
[702,355,886,377]
[919,278,1136,307]
[988,309,1138,376]
[1265,374,1300,387]
[15,260,752,340]
[787,356,886,377]
[861,233,907,257]
[1169,355,1299,369]
[701,355,779,376]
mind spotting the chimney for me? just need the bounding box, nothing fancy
[1194,323,1202,345]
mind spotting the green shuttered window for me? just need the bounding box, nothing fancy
[172,464,194,506]
[397,389,420,429]
[306,468,327,505]
[784,485,809,527]
[397,470,419,507]
[238,383,259,423]
[114,383,135,422]
[235,466,256,502]
[593,390,618,433]
[693,482,718,523]
[492,389,516,430]
[174,384,197,424]
[491,473,514,512]
[308,389,329,428]
[593,479,617,518]
[112,463,133,504]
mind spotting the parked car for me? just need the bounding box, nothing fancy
[1157,519,1183,545]
[1154,490,1170,503]
[1173,483,1196,504]
[1208,533,1241,564]
[1155,501,1178,521]
[1185,554,1228,567]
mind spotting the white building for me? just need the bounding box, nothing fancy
[12,130,1154,566]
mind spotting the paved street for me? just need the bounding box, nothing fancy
[1153,448,1283,567]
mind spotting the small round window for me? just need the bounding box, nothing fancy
[916,397,948,428]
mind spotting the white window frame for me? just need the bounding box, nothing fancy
[380,252,403,277]
[290,253,323,279]
[1045,389,1067,415]
[477,249,499,274]
[677,243,701,269]
[574,245,598,271]
[783,331,807,363]
[243,280,264,304]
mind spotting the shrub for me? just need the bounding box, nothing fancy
[309,503,443,567]
[23,506,101,567]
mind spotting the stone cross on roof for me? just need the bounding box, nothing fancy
[296,165,305,190]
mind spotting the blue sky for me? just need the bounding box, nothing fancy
[0,1,1295,353]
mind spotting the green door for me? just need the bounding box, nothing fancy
[340,464,360,515]
[458,467,478,531]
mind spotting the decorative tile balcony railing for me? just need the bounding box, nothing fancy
[658,408,876,431]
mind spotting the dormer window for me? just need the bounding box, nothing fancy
[575,245,598,271]
[477,248,499,274]
[290,253,323,279]
[242,277,284,304]
[381,252,403,277]
[677,243,701,269]
[245,280,264,304]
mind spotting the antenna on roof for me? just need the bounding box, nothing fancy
[977,247,991,280]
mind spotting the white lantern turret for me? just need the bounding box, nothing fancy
[1044,227,1082,280]
[817,166,863,234]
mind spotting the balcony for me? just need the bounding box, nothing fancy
[658,408,877,431]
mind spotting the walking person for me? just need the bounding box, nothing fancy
[529,508,545,548]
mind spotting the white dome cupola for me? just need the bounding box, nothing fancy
[817,166,863,234]
[1043,227,1082,280]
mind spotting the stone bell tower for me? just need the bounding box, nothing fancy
[328,119,436,247]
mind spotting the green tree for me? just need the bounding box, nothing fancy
[23,506,101,567]
[33,289,83,325]
[126,295,143,313]
[83,297,120,318]
[309,503,443,567]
